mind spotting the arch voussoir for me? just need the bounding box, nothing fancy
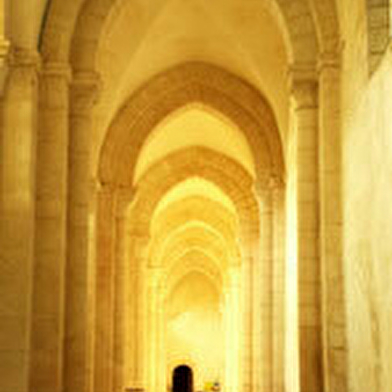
[98,62,285,190]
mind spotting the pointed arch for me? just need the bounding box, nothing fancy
[99,61,285,191]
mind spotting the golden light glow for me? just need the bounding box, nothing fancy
[134,105,256,183]
[165,271,224,389]
[154,177,237,217]
[8,1,391,392]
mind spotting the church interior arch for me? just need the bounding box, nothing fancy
[8,1,389,392]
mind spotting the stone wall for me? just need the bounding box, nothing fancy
[343,47,392,392]
[339,0,392,390]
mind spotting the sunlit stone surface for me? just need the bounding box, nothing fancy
[0,2,391,392]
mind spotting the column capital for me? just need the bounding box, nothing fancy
[6,47,41,92]
[71,70,102,113]
[268,174,285,190]
[254,174,285,205]
[93,179,116,196]
[266,174,286,190]
[256,172,285,190]
[287,63,318,109]
[9,47,41,71]
[318,50,341,73]
[41,62,72,82]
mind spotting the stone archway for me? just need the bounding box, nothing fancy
[0,0,349,392]
[41,0,339,71]
[90,60,288,392]
[113,147,264,392]
[33,4,345,387]
[91,61,288,392]
[98,61,285,190]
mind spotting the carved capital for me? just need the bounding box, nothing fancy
[288,63,318,109]
[267,174,285,190]
[3,47,41,97]
[291,80,318,109]
[9,47,41,71]
[41,62,72,82]
[94,179,116,196]
[255,172,285,194]
[318,48,341,73]
[71,70,102,113]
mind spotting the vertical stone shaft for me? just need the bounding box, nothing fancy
[272,183,286,392]
[126,234,149,390]
[65,71,100,392]
[241,250,253,392]
[92,185,116,392]
[146,267,163,392]
[319,55,347,392]
[253,189,273,392]
[30,63,70,392]
[113,190,133,392]
[292,76,323,392]
[224,266,241,392]
[0,49,39,392]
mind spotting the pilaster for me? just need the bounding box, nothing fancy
[30,61,71,392]
[289,64,323,392]
[145,266,164,392]
[318,50,347,392]
[65,70,101,392]
[253,186,273,392]
[271,179,286,392]
[224,266,241,392]
[113,187,135,392]
[126,233,150,391]
[90,182,116,392]
[0,47,40,392]
[239,249,253,392]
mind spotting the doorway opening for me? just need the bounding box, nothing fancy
[173,365,194,392]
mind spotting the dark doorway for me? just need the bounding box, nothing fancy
[172,365,193,392]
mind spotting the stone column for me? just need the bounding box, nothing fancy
[271,180,286,392]
[253,188,273,392]
[113,188,134,392]
[30,62,71,392]
[91,183,116,392]
[0,48,39,392]
[318,52,347,392]
[65,71,101,392]
[240,247,253,392]
[125,233,150,392]
[290,68,323,392]
[224,266,241,392]
[145,266,164,392]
